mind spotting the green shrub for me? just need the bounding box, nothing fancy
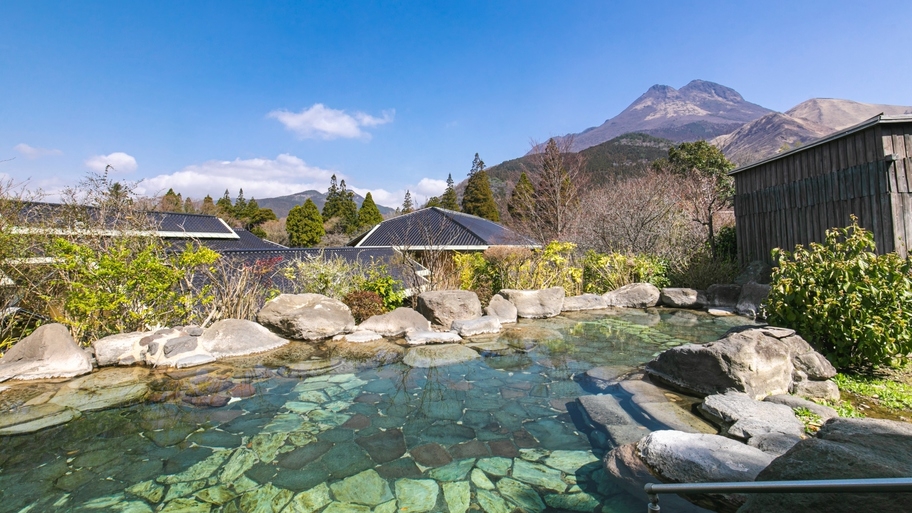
[282,255,404,309]
[667,248,740,289]
[343,290,386,323]
[714,225,738,262]
[46,238,218,343]
[581,251,669,293]
[359,265,406,311]
[765,218,912,368]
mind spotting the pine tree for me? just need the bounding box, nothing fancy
[183,197,195,213]
[401,190,414,213]
[508,171,535,225]
[287,199,324,247]
[424,196,442,208]
[461,153,500,221]
[440,173,460,211]
[159,188,182,212]
[358,192,383,229]
[216,190,233,216]
[201,195,218,215]
[234,189,247,219]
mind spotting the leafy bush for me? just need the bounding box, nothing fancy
[282,255,404,309]
[766,218,912,368]
[714,225,738,262]
[666,248,740,289]
[581,251,669,293]
[359,265,406,311]
[343,290,386,323]
[46,238,218,343]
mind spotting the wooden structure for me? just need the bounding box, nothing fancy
[731,115,912,264]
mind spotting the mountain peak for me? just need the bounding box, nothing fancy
[679,80,745,102]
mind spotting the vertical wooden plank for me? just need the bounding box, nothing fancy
[904,194,912,258]
[880,125,893,158]
[890,192,905,256]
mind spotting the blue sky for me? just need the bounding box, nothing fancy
[2,1,909,208]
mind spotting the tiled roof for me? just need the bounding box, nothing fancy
[349,207,537,249]
[196,230,287,251]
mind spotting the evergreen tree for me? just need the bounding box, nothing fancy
[322,175,359,234]
[234,189,247,218]
[461,153,500,221]
[216,190,233,215]
[322,175,343,220]
[358,192,383,229]
[183,197,195,213]
[508,171,535,225]
[424,196,442,208]
[401,190,414,214]
[440,173,460,211]
[286,199,324,247]
[201,195,218,215]
[159,188,182,212]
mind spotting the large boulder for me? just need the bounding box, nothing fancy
[561,294,608,312]
[604,444,712,513]
[660,288,706,309]
[603,283,661,308]
[699,391,804,443]
[198,319,289,358]
[734,281,771,318]
[416,290,482,329]
[484,294,517,324]
[499,287,565,318]
[358,307,430,337]
[645,326,833,400]
[257,293,355,340]
[92,331,147,366]
[740,418,912,513]
[636,431,773,512]
[706,284,742,308]
[0,324,92,382]
[137,327,215,368]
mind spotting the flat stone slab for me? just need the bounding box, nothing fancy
[576,394,650,447]
[561,294,608,312]
[700,391,804,441]
[330,470,393,506]
[334,330,384,343]
[764,394,838,421]
[404,331,463,346]
[451,316,501,337]
[403,344,480,368]
[0,403,82,435]
[394,479,439,513]
[638,430,773,485]
[358,307,430,337]
[582,366,629,391]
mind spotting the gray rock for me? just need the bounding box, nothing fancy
[0,402,82,435]
[790,379,840,402]
[603,444,713,513]
[199,319,289,358]
[163,336,198,357]
[706,284,742,308]
[450,316,501,337]
[49,367,150,412]
[404,331,463,345]
[416,290,482,329]
[581,366,629,391]
[334,330,384,343]
[561,294,608,312]
[603,283,661,308]
[619,379,718,434]
[734,260,773,286]
[707,307,736,316]
[735,281,771,318]
[660,288,706,309]
[764,394,838,421]
[740,418,912,513]
[92,331,147,366]
[498,288,565,318]
[484,294,517,324]
[0,324,92,382]
[256,294,355,340]
[791,349,837,381]
[638,430,773,512]
[699,391,804,441]
[358,308,430,337]
[402,344,480,368]
[747,432,803,456]
[645,326,834,400]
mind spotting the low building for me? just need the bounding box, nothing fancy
[731,114,912,264]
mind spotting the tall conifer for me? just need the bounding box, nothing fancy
[440,173,460,211]
[287,198,324,247]
[358,192,383,229]
[461,153,500,221]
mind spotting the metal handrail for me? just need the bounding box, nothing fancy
[644,477,912,512]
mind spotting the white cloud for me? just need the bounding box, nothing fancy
[134,154,337,200]
[85,152,138,173]
[351,177,448,209]
[268,103,394,140]
[14,143,62,159]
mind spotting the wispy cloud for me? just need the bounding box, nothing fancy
[85,152,138,173]
[134,154,337,200]
[268,103,394,140]
[14,143,62,159]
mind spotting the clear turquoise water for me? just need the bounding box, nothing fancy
[0,309,752,513]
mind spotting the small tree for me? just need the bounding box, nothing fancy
[287,199,325,247]
[358,192,384,229]
[401,190,414,214]
[440,174,460,211]
[528,137,585,243]
[158,188,183,212]
[507,171,535,227]
[200,195,218,215]
[656,140,735,259]
[461,153,500,221]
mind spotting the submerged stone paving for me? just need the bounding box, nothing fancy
[0,309,754,513]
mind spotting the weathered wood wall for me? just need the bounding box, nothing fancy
[733,119,912,264]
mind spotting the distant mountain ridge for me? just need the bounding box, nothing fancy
[712,98,912,166]
[257,190,394,219]
[534,80,774,153]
